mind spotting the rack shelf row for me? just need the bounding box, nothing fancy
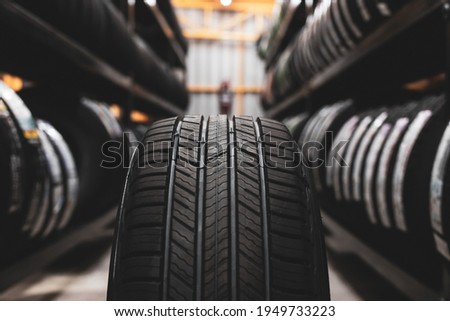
[266,0,446,119]
[0,0,185,118]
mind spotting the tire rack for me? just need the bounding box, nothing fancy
[266,0,446,119]
[265,0,450,299]
[0,0,186,123]
[264,1,308,71]
[0,1,186,295]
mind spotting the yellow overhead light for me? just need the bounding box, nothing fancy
[131,110,151,124]
[1,74,24,92]
[109,104,123,120]
[220,0,232,7]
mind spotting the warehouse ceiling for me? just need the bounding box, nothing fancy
[172,0,275,14]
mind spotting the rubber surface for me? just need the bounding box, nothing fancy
[39,120,79,232]
[108,115,330,301]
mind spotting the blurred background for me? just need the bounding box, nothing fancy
[0,0,449,301]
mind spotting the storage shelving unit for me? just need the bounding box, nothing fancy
[266,0,446,119]
[0,0,187,295]
[0,0,186,120]
[263,0,450,298]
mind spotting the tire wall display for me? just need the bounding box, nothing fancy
[263,0,410,108]
[14,0,189,109]
[297,93,447,244]
[108,115,330,301]
[19,88,127,218]
[0,81,47,243]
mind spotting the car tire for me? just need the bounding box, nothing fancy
[107,115,330,301]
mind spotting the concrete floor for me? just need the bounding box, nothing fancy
[0,236,406,301]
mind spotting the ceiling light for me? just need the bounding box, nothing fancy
[220,0,232,7]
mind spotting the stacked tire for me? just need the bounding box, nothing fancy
[430,120,450,263]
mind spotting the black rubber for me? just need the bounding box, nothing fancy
[108,115,330,301]
[394,95,447,235]
[35,120,64,238]
[39,120,79,233]
[283,112,310,142]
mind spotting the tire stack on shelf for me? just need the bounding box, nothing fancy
[0,80,131,264]
[19,88,128,218]
[13,0,189,110]
[329,95,446,234]
[261,0,450,297]
[0,0,192,294]
[262,0,410,108]
[287,93,450,281]
[0,81,78,254]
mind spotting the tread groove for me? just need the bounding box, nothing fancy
[162,118,183,300]
[229,118,238,300]
[254,118,271,301]
[195,117,207,300]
